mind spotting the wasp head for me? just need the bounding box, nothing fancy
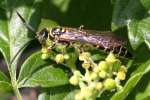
[36,28,49,44]
[36,26,66,44]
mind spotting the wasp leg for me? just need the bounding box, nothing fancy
[71,42,83,53]
[80,45,85,53]
[47,42,56,50]
[124,49,128,57]
[112,46,115,53]
[118,46,123,55]
[47,36,59,50]
[61,43,71,55]
[78,25,84,31]
[103,48,109,53]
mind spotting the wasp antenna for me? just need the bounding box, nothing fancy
[16,11,36,33]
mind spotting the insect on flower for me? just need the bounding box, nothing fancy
[16,11,132,58]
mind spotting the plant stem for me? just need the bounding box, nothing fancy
[11,72,22,100]
[8,64,22,100]
[12,82,22,100]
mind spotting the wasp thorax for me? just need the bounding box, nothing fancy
[51,26,66,37]
[37,28,49,43]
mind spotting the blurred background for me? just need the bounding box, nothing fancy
[42,0,112,30]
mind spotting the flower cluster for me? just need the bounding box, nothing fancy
[41,46,51,60]
[40,44,127,100]
[69,52,127,100]
[55,53,70,63]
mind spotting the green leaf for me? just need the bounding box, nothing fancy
[127,20,144,50]
[0,8,9,40]
[0,0,43,77]
[9,0,42,63]
[126,69,150,100]
[128,17,150,50]
[51,0,71,12]
[131,59,150,75]
[63,89,77,100]
[0,70,11,92]
[138,17,150,49]
[64,47,78,69]
[0,81,12,92]
[0,8,10,64]
[112,0,145,30]
[0,1,6,9]
[112,0,150,50]
[21,66,69,87]
[0,38,10,64]
[90,49,107,61]
[140,0,150,10]
[38,18,58,32]
[38,85,76,100]
[111,59,150,100]
[111,73,142,100]
[135,80,150,100]
[0,70,9,82]
[17,51,50,84]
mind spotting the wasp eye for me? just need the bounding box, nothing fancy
[39,28,48,39]
[43,30,48,39]
[37,28,49,43]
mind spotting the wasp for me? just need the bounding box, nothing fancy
[17,12,132,58]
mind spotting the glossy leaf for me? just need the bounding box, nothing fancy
[138,17,150,49]
[112,0,145,30]
[17,51,50,84]
[0,8,10,64]
[0,0,43,77]
[9,0,42,68]
[126,68,150,100]
[38,85,75,100]
[0,38,10,64]
[21,66,69,87]
[127,20,143,50]
[38,18,58,32]
[112,0,150,50]
[128,17,150,50]
[131,59,150,75]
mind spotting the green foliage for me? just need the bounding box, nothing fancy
[112,0,150,50]
[38,85,76,100]
[0,0,149,100]
[0,71,11,92]
[22,66,69,87]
